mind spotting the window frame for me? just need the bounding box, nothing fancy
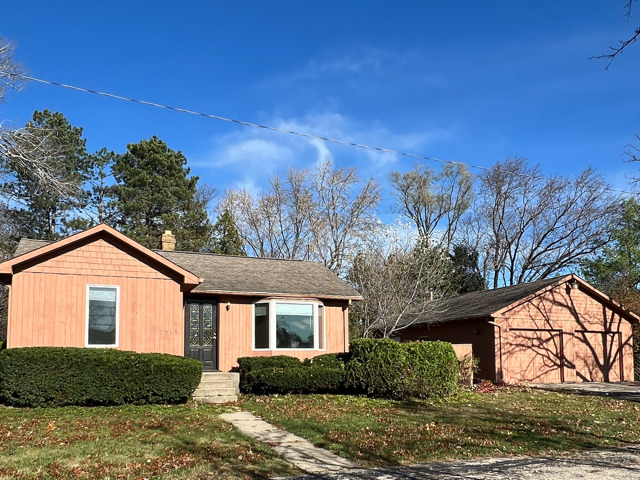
[252,299,325,351]
[85,284,120,348]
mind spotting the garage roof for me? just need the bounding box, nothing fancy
[437,276,564,322]
[417,274,640,325]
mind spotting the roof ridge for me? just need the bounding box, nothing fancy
[156,249,321,264]
[448,274,567,299]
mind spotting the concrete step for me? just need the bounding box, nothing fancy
[193,394,238,404]
[198,380,236,388]
[192,372,240,403]
[193,387,238,397]
[200,372,238,381]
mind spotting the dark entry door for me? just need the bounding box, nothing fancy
[185,300,218,370]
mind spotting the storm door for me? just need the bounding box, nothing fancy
[185,300,218,370]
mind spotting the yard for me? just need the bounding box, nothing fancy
[1,386,640,479]
[240,386,640,468]
[0,403,299,479]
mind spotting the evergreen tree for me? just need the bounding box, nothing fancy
[209,209,246,255]
[65,147,118,231]
[110,136,212,251]
[580,198,640,312]
[1,109,89,240]
[450,243,486,295]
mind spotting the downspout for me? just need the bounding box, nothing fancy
[488,319,503,383]
[343,299,351,352]
[4,284,10,349]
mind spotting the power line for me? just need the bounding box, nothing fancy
[15,74,639,196]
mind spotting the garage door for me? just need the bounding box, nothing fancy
[504,329,563,383]
[573,331,621,382]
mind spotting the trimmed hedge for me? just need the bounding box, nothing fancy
[345,339,458,400]
[306,352,349,369]
[237,355,302,392]
[237,354,348,394]
[244,366,345,394]
[0,347,203,407]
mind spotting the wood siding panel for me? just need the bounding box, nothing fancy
[7,238,183,356]
[498,284,634,383]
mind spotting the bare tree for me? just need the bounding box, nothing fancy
[0,37,23,102]
[220,169,314,259]
[220,160,380,274]
[461,157,620,289]
[348,224,453,338]
[310,161,381,274]
[0,126,77,197]
[592,1,639,68]
[0,39,75,198]
[390,163,473,251]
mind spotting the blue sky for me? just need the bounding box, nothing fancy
[1,1,639,213]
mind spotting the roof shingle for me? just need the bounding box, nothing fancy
[12,237,361,299]
[432,276,567,323]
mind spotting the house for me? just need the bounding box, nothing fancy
[0,224,361,372]
[397,275,638,384]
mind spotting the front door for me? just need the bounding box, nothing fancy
[185,300,218,370]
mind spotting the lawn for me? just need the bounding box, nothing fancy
[240,386,640,467]
[0,403,299,479]
[3,387,640,478]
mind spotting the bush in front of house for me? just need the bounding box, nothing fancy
[345,338,459,400]
[237,355,303,392]
[238,354,347,394]
[0,347,203,407]
[244,365,345,394]
[305,352,349,369]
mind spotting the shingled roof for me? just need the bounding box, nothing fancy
[156,250,360,298]
[13,238,51,257]
[433,276,567,323]
[12,237,361,300]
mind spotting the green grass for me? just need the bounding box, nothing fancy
[240,387,640,467]
[0,403,299,479]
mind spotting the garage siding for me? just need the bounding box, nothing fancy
[497,284,633,383]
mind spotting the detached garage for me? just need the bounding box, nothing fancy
[398,275,638,383]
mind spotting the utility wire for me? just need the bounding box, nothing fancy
[16,74,638,196]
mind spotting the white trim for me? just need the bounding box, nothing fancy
[85,284,120,348]
[251,299,326,352]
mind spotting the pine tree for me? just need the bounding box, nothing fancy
[450,244,486,295]
[110,136,212,251]
[210,209,246,255]
[580,198,640,312]
[1,109,89,240]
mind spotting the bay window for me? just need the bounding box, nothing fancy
[253,300,325,350]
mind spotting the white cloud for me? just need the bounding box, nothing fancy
[213,138,294,168]
[197,110,455,190]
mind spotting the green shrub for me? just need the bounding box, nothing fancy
[345,339,458,400]
[236,355,302,374]
[0,347,202,407]
[237,356,302,392]
[307,352,349,369]
[245,366,345,394]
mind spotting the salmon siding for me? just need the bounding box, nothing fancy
[398,275,638,384]
[0,224,360,371]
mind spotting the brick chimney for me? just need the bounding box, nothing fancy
[161,230,176,251]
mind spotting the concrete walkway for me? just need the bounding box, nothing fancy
[532,382,640,402]
[220,411,358,474]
